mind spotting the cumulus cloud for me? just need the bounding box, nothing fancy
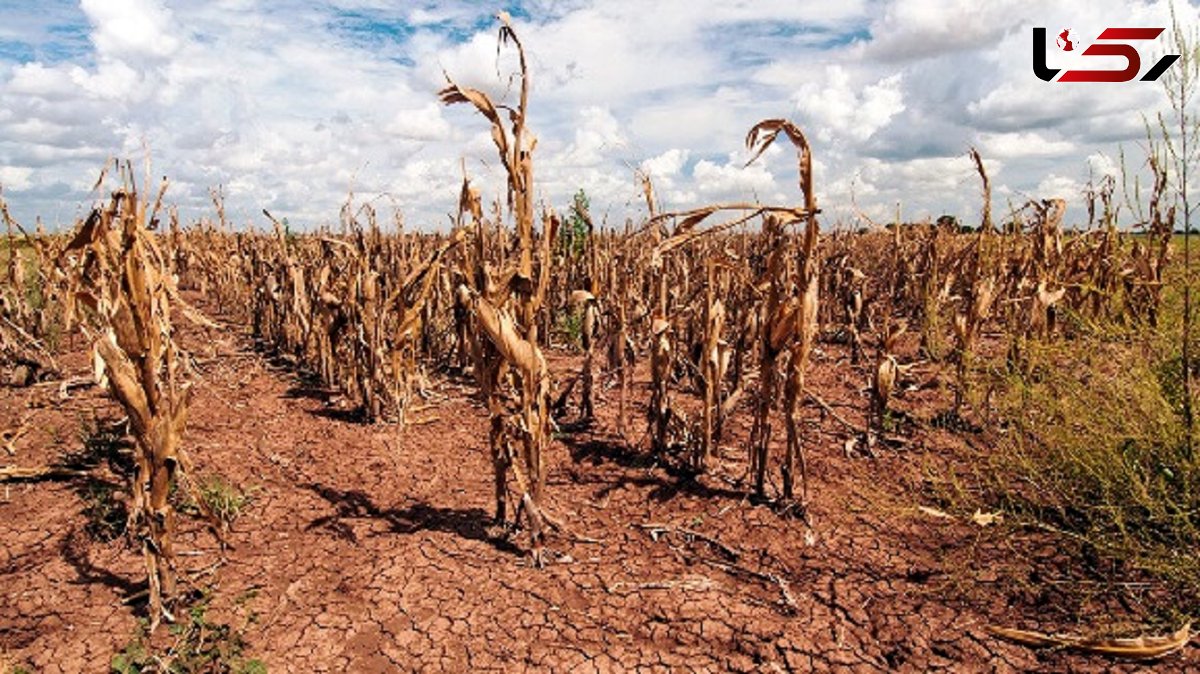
[977,131,1075,159]
[794,66,906,144]
[641,149,688,180]
[559,106,627,167]
[1086,152,1120,180]
[0,0,1194,230]
[386,103,453,141]
[0,166,34,191]
[693,154,785,203]
[80,0,180,61]
[1036,174,1085,202]
[864,0,1032,62]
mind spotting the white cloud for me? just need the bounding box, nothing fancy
[80,0,180,61]
[1036,174,1084,201]
[0,166,34,191]
[795,67,906,144]
[0,0,1194,231]
[8,62,79,98]
[386,103,453,141]
[693,153,785,203]
[641,149,688,179]
[559,106,627,166]
[977,131,1075,159]
[1086,152,1120,180]
[865,0,1032,61]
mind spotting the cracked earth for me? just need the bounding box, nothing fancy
[1,307,1194,672]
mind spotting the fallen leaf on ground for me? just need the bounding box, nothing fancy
[918,505,954,520]
[988,622,1191,660]
[971,509,1003,526]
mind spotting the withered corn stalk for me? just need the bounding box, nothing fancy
[441,13,557,562]
[179,195,464,428]
[782,217,819,504]
[749,216,787,497]
[871,319,904,442]
[697,260,727,472]
[842,266,867,364]
[558,193,601,423]
[970,147,994,233]
[0,195,67,383]
[641,176,815,465]
[644,174,674,456]
[60,165,217,631]
[743,119,820,502]
[953,265,996,415]
[569,289,600,422]
[609,252,635,438]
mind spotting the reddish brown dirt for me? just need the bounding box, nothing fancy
[1,315,1194,672]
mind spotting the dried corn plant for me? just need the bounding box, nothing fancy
[952,265,996,416]
[748,216,789,497]
[696,260,728,472]
[1,194,68,384]
[970,147,994,233]
[608,248,636,438]
[841,265,867,363]
[870,319,905,444]
[440,13,559,562]
[554,193,601,423]
[59,165,217,631]
[739,119,821,501]
[782,216,819,504]
[178,196,463,428]
[569,288,600,421]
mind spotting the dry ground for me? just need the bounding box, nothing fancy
[1,304,1193,672]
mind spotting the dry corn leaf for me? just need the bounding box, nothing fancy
[61,210,103,256]
[674,206,721,234]
[745,118,815,211]
[987,622,1191,661]
[638,170,657,216]
[971,509,1003,527]
[917,505,954,520]
[1035,281,1067,309]
[91,343,108,389]
[875,355,898,403]
[767,297,800,352]
[471,294,541,375]
[94,334,151,420]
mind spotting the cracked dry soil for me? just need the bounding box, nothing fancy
[1,315,1194,672]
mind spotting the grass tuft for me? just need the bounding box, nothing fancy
[175,475,256,528]
[953,303,1200,622]
[111,592,265,673]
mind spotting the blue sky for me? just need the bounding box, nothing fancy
[0,0,1196,230]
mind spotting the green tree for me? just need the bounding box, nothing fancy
[561,189,590,258]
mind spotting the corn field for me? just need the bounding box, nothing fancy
[1,13,1196,670]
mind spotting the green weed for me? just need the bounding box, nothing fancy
[111,593,265,674]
